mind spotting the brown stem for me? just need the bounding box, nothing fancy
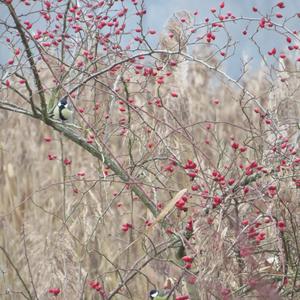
[6,3,47,116]
[0,245,33,300]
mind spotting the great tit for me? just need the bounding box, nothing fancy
[52,97,73,121]
[149,289,169,300]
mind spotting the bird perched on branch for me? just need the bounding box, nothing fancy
[149,289,169,299]
[51,96,73,121]
[149,278,174,299]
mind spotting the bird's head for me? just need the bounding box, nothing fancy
[149,290,159,299]
[58,97,68,108]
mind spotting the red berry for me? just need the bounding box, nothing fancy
[277,220,286,231]
[182,256,193,263]
[231,142,239,150]
[48,288,61,296]
[228,178,235,186]
[242,219,249,226]
[277,2,285,9]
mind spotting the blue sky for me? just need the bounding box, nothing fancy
[145,0,300,26]
[143,0,300,77]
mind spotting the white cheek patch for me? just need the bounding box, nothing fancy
[152,291,158,297]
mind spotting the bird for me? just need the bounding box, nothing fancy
[51,97,73,121]
[149,289,169,299]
